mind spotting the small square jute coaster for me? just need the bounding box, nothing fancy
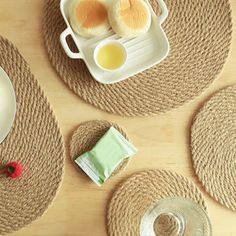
[70,120,131,178]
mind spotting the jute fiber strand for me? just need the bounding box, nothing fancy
[70,120,130,177]
[107,169,206,236]
[191,85,236,211]
[43,0,232,116]
[0,37,65,235]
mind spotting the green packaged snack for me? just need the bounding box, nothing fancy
[75,126,137,186]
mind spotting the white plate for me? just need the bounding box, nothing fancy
[0,67,16,144]
[60,0,170,84]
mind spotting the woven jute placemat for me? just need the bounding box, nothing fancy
[107,169,206,235]
[70,120,130,177]
[191,85,236,211]
[43,0,232,116]
[0,37,65,235]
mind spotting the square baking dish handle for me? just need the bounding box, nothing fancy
[60,28,84,59]
[157,0,168,24]
[147,0,168,24]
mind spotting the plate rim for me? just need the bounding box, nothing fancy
[0,66,16,144]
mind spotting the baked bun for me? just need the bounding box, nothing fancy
[108,0,151,38]
[69,0,110,38]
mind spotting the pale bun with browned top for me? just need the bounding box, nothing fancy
[69,0,110,38]
[108,0,151,38]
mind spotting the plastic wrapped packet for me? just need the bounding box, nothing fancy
[75,126,137,186]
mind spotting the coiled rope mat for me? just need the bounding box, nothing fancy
[107,169,207,236]
[191,85,236,211]
[43,0,232,116]
[0,37,65,235]
[70,120,130,177]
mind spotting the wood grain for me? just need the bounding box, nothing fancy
[0,0,235,235]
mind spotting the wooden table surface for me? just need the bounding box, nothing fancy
[0,0,236,235]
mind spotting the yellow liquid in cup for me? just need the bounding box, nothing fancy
[96,43,126,70]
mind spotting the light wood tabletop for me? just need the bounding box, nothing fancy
[0,0,236,235]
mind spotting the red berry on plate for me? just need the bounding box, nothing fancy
[5,162,23,179]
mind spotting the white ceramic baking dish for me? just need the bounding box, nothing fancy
[60,0,170,84]
[0,67,16,144]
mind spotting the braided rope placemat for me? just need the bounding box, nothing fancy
[191,85,236,211]
[107,169,207,236]
[43,0,232,116]
[0,37,65,235]
[70,120,130,177]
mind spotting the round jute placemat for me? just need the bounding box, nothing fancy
[0,37,65,235]
[70,120,130,177]
[107,169,207,236]
[191,85,236,211]
[43,0,232,116]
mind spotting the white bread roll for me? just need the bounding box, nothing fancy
[69,0,110,38]
[108,0,151,38]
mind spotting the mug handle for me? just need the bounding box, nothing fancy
[156,0,168,24]
[60,28,83,59]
